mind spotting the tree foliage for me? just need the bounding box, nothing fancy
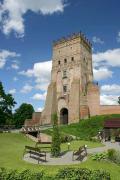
[118,96,120,105]
[14,103,34,127]
[51,113,61,157]
[0,81,16,125]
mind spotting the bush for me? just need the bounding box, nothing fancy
[55,168,110,180]
[107,149,116,161]
[107,149,120,164]
[91,152,107,161]
[51,113,61,157]
[60,134,73,143]
[0,168,44,180]
[0,167,111,180]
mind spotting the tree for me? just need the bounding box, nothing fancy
[51,113,61,157]
[118,96,120,105]
[0,81,16,125]
[14,103,34,127]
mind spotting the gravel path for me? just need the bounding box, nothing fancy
[24,151,87,165]
[87,141,120,154]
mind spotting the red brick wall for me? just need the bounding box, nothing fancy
[100,105,120,115]
[24,112,41,126]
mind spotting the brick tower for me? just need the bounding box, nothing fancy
[41,32,100,125]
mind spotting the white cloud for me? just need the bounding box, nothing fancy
[20,84,33,93]
[92,36,104,44]
[0,49,20,68]
[37,107,43,112]
[35,83,49,91]
[19,61,52,91]
[101,84,120,95]
[0,0,66,37]
[32,92,47,101]
[93,68,113,81]
[93,48,120,68]
[8,88,16,94]
[100,95,118,105]
[117,32,120,43]
[13,77,18,81]
[11,63,19,70]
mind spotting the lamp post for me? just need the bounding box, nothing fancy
[68,142,70,151]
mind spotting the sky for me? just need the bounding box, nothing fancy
[0,0,120,112]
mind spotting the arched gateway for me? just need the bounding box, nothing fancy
[60,108,68,124]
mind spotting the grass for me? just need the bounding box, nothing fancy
[0,133,120,179]
[43,114,120,140]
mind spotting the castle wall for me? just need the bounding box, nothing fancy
[24,112,41,126]
[100,105,120,115]
[87,83,100,116]
[41,83,57,125]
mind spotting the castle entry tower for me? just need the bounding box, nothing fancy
[41,33,100,125]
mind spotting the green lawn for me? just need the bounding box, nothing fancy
[0,133,120,179]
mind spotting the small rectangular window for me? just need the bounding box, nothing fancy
[71,57,74,61]
[58,61,60,65]
[63,70,67,78]
[63,85,67,93]
[64,59,67,63]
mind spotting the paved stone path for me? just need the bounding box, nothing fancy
[23,141,120,165]
[24,151,87,165]
[87,141,120,154]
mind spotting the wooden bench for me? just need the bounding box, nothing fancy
[23,146,46,163]
[72,145,87,161]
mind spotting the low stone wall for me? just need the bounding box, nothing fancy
[100,105,120,115]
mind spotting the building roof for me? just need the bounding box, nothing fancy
[104,118,120,128]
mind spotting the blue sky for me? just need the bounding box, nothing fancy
[0,0,120,111]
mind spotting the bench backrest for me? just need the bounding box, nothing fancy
[78,145,86,152]
[25,146,40,152]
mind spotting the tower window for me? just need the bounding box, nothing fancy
[63,85,67,93]
[71,57,74,61]
[64,58,67,63]
[58,61,60,65]
[63,70,67,78]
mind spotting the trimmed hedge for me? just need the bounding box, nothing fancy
[0,167,110,180]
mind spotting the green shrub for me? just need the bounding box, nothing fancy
[107,149,120,164]
[60,134,73,143]
[55,168,110,180]
[51,113,61,157]
[0,168,44,180]
[107,149,116,161]
[114,151,120,164]
[91,152,107,161]
[0,167,111,180]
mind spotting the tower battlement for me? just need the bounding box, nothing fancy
[53,32,92,49]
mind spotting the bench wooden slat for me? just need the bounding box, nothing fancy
[72,145,87,161]
[23,145,47,163]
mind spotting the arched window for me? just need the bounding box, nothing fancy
[58,61,60,65]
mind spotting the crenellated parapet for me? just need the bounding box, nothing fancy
[53,32,92,50]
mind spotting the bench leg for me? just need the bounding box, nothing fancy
[72,155,74,161]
